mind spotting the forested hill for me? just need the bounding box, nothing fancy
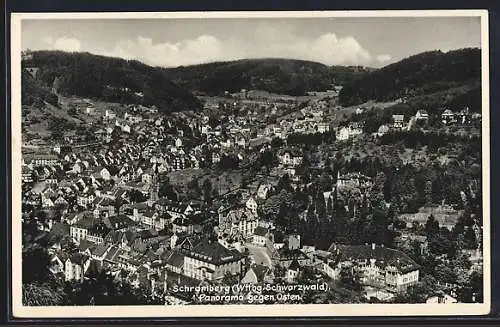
[21,69,59,107]
[22,51,202,112]
[338,48,481,107]
[164,58,372,96]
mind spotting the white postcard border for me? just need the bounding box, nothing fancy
[10,9,491,318]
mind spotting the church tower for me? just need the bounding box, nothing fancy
[148,166,159,207]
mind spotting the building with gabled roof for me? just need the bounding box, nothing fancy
[328,243,420,293]
[182,237,244,281]
[252,226,269,247]
[415,110,429,120]
[441,109,456,124]
[104,214,137,231]
[240,264,274,284]
[163,249,185,274]
[286,259,303,283]
[64,253,91,282]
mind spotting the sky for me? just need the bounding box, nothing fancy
[21,16,481,68]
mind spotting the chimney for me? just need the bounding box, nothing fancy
[371,243,376,250]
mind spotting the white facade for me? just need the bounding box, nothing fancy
[183,255,242,281]
[70,226,88,244]
[245,197,258,214]
[64,257,90,282]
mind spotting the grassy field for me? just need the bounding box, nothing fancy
[398,205,463,230]
[331,100,400,127]
[167,168,244,197]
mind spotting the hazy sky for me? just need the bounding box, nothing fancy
[21,16,481,68]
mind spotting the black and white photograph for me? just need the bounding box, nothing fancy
[10,10,490,318]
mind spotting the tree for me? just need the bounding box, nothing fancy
[277,174,292,192]
[372,207,389,245]
[67,104,77,116]
[159,178,177,201]
[315,193,327,223]
[326,196,334,216]
[394,274,438,303]
[463,227,478,250]
[23,283,67,306]
[130,189,147,203]
[457,270,483,303]
[260,190,293,223]
[187,178,201,198]
[370,172,386,209]
[218,155,240,170]
[424,214,440,238]
[434,262,457,285]
[22,245,51,284]
[114,197,123,214]
[260,150,276,167]
[453,253,472,286]
[340,266,362,291]
[202,179,213,204]
[221,272,239,286]
[271,137,284,148]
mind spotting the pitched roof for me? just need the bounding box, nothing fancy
[74,215,95,229]
[289,259,301,271]
[173,217,193,226]
[104,245,120,262]
[68,253,89,265]
[251,264,270,282]
[164,250,185,268]
[253,226,268,237]
[276,248,308,261]
[92,244,110,257]
[330,244,419,273]
[50,222,70,237]
[105,214,137,230]
[78,239,94,252]
[184,238,244,265]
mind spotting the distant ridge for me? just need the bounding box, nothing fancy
[21,50,202,113]
[163,58,373,96]
[338,48,481,109]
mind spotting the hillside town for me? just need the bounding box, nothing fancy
[21,53,484,306]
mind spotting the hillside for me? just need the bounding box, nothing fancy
[22,51,202,112]
[164,58,372,96]
[21,69,59,108]
[338,48,481,110]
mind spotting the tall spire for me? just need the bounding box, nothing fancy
[149,168,159,206]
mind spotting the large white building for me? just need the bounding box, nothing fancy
[182,238,244,281]
[64,253,91,282]
[219,206,259,239]
[70,216,94,244]
[277,149,303,168]
[327,243,420,293]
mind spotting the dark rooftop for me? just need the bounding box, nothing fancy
[184,238,244,265]
[329,244,420,274]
